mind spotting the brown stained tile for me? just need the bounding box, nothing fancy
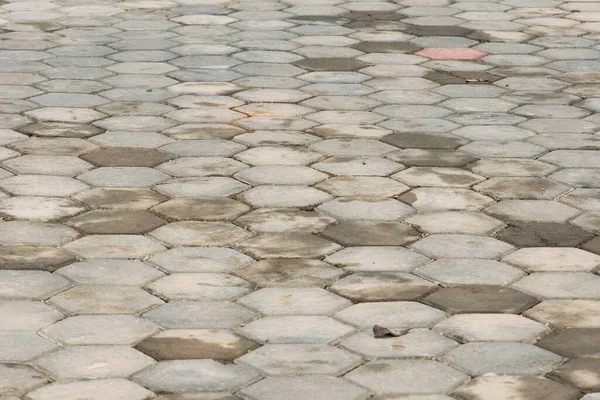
[422,286,539,314]
[151,198,250,221]
[536,328,600,358]
[73,188,168,210]
[382,132,469,149]
[81,148,172,167]
[550,357,600,392]
[495,222,595,247]
[0,245,75,271]
[351,41,422,54]
[293,58,370,72]
[67,210,167,234]
[320,221,420,246]
[136,329,259,361]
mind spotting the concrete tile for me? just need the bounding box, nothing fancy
[442,342,563,375]
[34,346,155,380]
[416,259,524,285]
[452,376,580,400]
[433,314,549,342]
[239,376,368,400]
[423,286,539,314]
[238,316,354,344]
[346,360,467,396]
[136,329,258,361]
[237,344,361,375]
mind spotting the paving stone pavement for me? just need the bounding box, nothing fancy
[2,0,600,399]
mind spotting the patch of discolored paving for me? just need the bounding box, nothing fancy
[1,0,600,399]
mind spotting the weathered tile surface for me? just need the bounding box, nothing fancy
[4,1,600,398]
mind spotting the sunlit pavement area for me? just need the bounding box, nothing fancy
[2,0,600,399]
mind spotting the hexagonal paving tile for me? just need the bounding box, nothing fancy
[78,167,170,187]
[411,234,514,259]
[155,177,249,198]
[452,376,580,400]
[315,176,409,197]
[62,235,166,259]
[151,198,250,221]
[496,221,594,248]
[512,272,600,299]
[0,271,69,300]
[524,300,600,328]
[334,302,447,330]
[313,156,403,176]
[55,260,164,285]
[234,166,327,186]
[317,198,415,221]
[468,158,558,177]
[389,149,477,168]
[47,285,163,315]
[235,208,335,233]
[0,364,49,397]
[0,196,85,221]
[237,233,341,259]
[40,315,159,345]
[442,342,563,375]
[416,259,524,286]
[423,286,539,314]
[321,221,420,246]
[237,288,350,316]
[147,273,253,301]
[433,314,549,342]
[0,245,75,271]
[393,167,485,188]
[25,379,155,400]
[406,212,504,234]
[484,200,581,223]
[34,346,155,380]
[324,246,429,272]
[237,344,362,375]
[81,147,171,167]
[132,359,260,393]
[235,259,343,288]
[158,157,247,177]
[234,146,323,166]
[457,134,547,154]
[550,357,600,392]
[572,212,600,234]
[149,222,251,247]
[0,300,64,331]
[240,186,332,208]
[2,155,92,176]
[143,301,256,329]
[0,221,78,246]
[537,328,600,358]
[417,47,487,60]
[474,177,569,199]
[148,247,253,274]
[239,376,368,400]
[136,329,259,361]
[239,316,355,344]
[329,272,437,302]
[400,188,494,211]
[340,328,458,360]
[346,360,468,396]
[67,210,167,234]
[73,188,167,210]
[0,332,57,363]
[502,247,600,272]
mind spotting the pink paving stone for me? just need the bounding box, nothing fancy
[416,47,488,60]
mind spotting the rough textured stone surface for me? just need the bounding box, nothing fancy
[4,2,600,397]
